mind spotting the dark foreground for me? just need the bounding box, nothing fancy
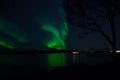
[0,50,120,79]
[0,63,120,79]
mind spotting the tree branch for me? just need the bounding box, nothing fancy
[86,16,113,45]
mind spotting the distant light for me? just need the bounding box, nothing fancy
[72,51,79,54]
[116,50,120,53]
[109,50,120,53]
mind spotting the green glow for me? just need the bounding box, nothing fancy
[41,25,66,49]
[39,7,68,50]
[59,8,68,40]
[0,20,27,43]
[7,32,26,43]
[48,53,66,67]
[0,39,15,49]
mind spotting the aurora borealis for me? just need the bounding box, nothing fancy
[0,19,27,49]
[41,24,66,49]
[0,0,119,50]
[41,17,68,50]
[40,6,68,50]
[0,39,15,49]
[0,0,69,50]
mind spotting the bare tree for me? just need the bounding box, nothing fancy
[63,0,120,63]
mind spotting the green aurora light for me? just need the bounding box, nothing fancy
[0,39,15,49]
[0,20,27,43]
[41,8,68,50]
[41,25,67,50]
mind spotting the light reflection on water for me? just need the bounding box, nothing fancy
[0,53,113,71]
[48,53,66,67]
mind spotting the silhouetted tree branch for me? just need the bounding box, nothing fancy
[63,0,120,63]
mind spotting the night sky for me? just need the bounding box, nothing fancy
[0,0,120,50]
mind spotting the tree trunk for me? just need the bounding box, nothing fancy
[110,16,117,64]
[112,42,117,64]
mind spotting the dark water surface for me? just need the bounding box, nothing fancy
[0,53,113,69]
[1,52,119,78]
